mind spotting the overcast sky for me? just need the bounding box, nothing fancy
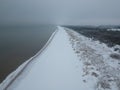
[0,0,120,25]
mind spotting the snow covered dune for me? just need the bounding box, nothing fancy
[0,26,120,90]
[65,28,120,90]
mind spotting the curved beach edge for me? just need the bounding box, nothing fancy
[0,26,59,90]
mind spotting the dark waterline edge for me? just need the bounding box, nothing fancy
[1,29,59,90]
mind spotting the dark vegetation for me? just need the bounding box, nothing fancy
[64,25,120,47]
[110,53,120,60]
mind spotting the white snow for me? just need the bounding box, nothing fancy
[107,28,120,31]
[1,26,120,90]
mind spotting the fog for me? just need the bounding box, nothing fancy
[0,0,120,25]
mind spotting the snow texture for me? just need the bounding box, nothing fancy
[0,26,120,90]
[65,27,120,90]
[107,28,120,31]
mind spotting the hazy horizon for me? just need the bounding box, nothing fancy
[0,0,120,25]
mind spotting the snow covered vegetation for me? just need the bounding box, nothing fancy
[0,26,120,90]
[107,28,120,31]
[65,28,120,90]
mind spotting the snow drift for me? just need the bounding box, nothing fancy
[0,26,120,90]
[107,28,120,31]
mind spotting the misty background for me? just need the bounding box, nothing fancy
[0,0,120,25]
[0,0,120,84]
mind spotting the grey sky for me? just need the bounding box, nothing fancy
[0,0,120,25]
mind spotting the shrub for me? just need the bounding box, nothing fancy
[110,53,120,60]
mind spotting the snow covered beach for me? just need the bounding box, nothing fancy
[0,26,120,90]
